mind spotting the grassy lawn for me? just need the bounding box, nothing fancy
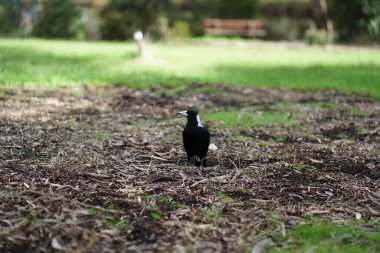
[269,222,380,253]
[1,39,380,98]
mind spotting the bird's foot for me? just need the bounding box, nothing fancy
[195,167,203,178]
[179,170,188,187]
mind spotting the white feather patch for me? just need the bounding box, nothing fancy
[209,143,218,151]
[196,115,203,127]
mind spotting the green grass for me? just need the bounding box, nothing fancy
[303,101,366,116]
[1,39,380,99]
[89,205,130,236]
[202,208,224,223]
[270,222,380,253]
[216,191,234,202]
[143,204,162,221]
[158,195,183,209]
[204,111,296,127]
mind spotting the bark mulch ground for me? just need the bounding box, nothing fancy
[0,84,379,252]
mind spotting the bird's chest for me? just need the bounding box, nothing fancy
[182,124,209,157]
[183,126,204,139]
[182,126,208,148]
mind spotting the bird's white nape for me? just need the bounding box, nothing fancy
[196,115,203,127]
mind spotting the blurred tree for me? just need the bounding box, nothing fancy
[311,0,328,31]
[310,0,332,42]
[362,0,380,38]
[217,0,258,19]
[0,0,39,36]
[33,0,83,39]
[328,0,380,41]
[0,1,18,35]
[100,0,172,40]
[180,0,219,36]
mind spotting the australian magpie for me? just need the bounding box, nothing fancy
[177,109,210,167]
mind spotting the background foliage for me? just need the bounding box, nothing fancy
[328,0,380,41]
[100,0,171,40]
[0,0,39,36]
[33,0,83,39]
[258,0,311,40]
[362,0,380,38]
[0,0,379,42]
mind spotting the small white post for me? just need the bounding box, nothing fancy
[133,31,144,57]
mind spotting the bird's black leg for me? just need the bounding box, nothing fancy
[180,156,191,187]
[202,159,207,168]
[187,156,192,174]
[195,157,203,177]
[179,170,187,187]
[200,158,207,175]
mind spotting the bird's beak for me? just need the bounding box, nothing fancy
[176,111,188,117]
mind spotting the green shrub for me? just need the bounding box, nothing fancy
[173,21,192,37]
[33,0,83,39]
[149,15,172,41]
[304,27,330,45]
[100,0,171,41]
[265,18,311,40]
[362,0,380,38]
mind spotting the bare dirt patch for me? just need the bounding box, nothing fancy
[1,84,379,252]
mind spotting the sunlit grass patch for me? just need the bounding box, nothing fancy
[270,222,380,253]
[1,39,380,99]
[205,110,298,128]
[216,191,234,202]
[302,101,366,116]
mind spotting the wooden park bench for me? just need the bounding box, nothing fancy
[203,19,267,38]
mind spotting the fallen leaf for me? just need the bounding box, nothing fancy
[309,158,323,164]
[51,238,64,250]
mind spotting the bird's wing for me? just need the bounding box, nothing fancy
[198,127,210,157]
[182,127,194,156]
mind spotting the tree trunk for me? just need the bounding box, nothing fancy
[20,0,34,35]
[311,0,328,31]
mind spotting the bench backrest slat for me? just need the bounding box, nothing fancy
[203,19,266,37]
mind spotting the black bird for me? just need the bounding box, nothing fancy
[177,109,210,167]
